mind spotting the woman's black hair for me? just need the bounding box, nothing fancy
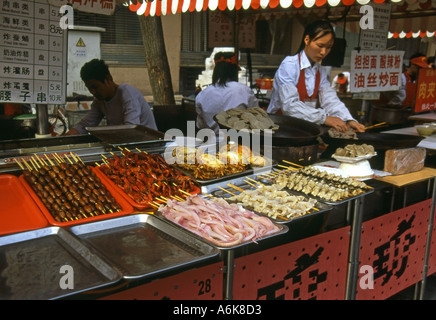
[212,52,239,87]
[80,59,110,83]
[297,20,335,53]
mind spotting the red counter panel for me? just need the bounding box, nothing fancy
[356,199,431,300]
[232,227,350,300]
[100,262,224,300]
[428,202,436,276]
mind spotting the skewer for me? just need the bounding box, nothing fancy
[246,177,265,187]
[179,189,192,197]
[21,158,32,171]
[29,157,40,170]
[74,153,85,165]
[44,154,55,166]
[32,157,43,170]
[243,179,260,189]
[14,158,25,170]
[218,186,236,196]
[136,148,147,154]
[256,175,273,182]
[278,164,298,171]
[282,160,303,168]
[64,154,73,164]
[148,202,160,209]
[55,153,66,163]
[227,183,245,192]
[52,153,62,163]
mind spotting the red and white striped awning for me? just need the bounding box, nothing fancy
[126,0,396,16]
[125,0,436,36]
[388,16,436,38]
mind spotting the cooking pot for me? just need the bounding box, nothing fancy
[0,114,37,140]
[214,113,322,147]
[369,105,413,125]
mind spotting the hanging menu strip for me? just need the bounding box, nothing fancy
[0,0,67,104]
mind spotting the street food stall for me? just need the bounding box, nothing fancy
[1,0,436,302]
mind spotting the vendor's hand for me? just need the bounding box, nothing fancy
[324,116,349,132]
[64,128,79,136]
[347,120,365,133]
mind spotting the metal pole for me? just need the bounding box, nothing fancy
[345,197,364,300]
[418,177,436,299]
[224,249,234,300]
[36,104,50,136]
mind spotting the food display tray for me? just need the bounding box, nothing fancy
[86,124,170,147]
[68,214,220,280]
[256,171,374,206]
[210,181,333,225]
[0,226,122,300]
[154,202,288,251]
[19,172,135,227]
[0,175,49,236]
[93,165,201,211]
[175,163,276,186]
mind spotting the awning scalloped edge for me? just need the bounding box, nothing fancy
[125,0,399,17]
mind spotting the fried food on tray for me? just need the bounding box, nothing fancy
[100,150,198,205]
[334,144,375,158]
[172,144,268,180]
[215,107,279,132]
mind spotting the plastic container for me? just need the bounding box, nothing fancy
[0,175,49,236]
[93,165,201,211]
[19,173,134,227]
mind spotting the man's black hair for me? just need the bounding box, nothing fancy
[80,59,110,83]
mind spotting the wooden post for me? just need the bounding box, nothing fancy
[138,15,175,105]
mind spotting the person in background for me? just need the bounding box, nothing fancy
[427,56,435,69]
[267,20,364,133]
[195,51,259,135]
[331,72,350,93]
[398,53,430,108]
[65,59,157,135]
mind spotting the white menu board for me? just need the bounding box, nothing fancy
[350,50,404,93]
[0,0,67,104]
[359,3,391,50]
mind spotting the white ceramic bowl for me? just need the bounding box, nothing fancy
[415,125,435,137]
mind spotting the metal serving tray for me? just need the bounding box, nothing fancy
[257,171,374,206]
[210,181,333,225]
[68,214,220,280]
[197,167,276,194]
[0,227,122,300]
[86,124,170,147]
[175,164,275,187]
[154,198,288,251]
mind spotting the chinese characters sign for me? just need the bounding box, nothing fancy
[356,200,430,300]
[232,227,349,300]
[0,0,67,104]
[48,0,115,15]
[350,50,404,93]
[359,3,391,50]
[415,68,436,112]
[208,11,255,49]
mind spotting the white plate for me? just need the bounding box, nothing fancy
[332,152,377,163]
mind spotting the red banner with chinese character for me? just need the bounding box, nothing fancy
[208,11,255,49]
[415,68,436,112]
[350,50,404,93]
